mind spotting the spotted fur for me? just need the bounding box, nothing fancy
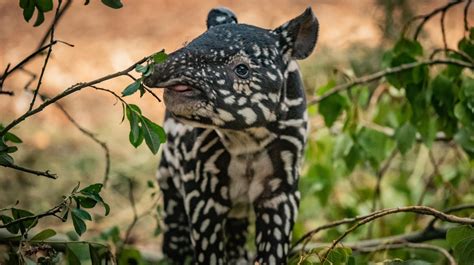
[144,7,318,265]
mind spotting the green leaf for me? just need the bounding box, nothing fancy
[344,144,361,172]
[72,208,92,221]
[80,183,103,195]
[33,10,45,27]
[455,127,474,156]
[316,80,336,96]
[135,64,148,74]
[11,208,37,234]
[386,53,417,88]
[153,50,168,64]
[393,38,423,57]
[22,0,35,22]
[100,226,121,243]
[101,0,123,8]
[77,196,97,208]
[333,133,354,159]
[71,210,87,236]
[122,80,141,97]
[5,146,18,153]
[140,116,166,154]
[89,244,102,265]
[31,228,56,241]
[0,153,14,165]
[0,215,19,234]
[414,117,437,148]
[35,0,53,12]
[319,93,348,127]
[323,247,352,265]
[118,247,144,265]
[394,122,416,154]
[126,105,143,147]
[147,180,155,188]
[357,127,391,166]
[20,0,29,8]
[447,225,474,265]
[4,132,22,143]
[67,245,82,265]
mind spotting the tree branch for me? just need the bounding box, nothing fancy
[308,58,473,106]
[28,0,63,112]
[0,57,148,138]
[355,242,456,265]
[411,0,464,40]
[0,163,58,179]
[293,205,474,252]
[464,0,472,32]
[36,0,72,50]
[320,206,474,261]
[48,99,111,187]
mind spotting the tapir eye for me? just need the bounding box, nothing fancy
[234,64,250,78]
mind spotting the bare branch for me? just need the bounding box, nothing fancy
[0,57,148,138]
[28,0,63,112]
[0,91,14,96]
[0,64,11,90]
[0,200,66,229]
[408,0,464,40]
[0,163,57,179]
[417,150,447,205]
[320,206,474,261]
[0,41,73,84]
[464,0,472,32]
[123,178,138,245]
[293,205,474,252]
[355,242,456,265]
[36,0,73,50]
[308,58,474,106]
[49,99,111,187]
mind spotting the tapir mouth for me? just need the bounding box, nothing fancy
[145,78,203,96]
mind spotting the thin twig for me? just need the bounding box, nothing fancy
[0,202,65,229]
[0,91,14,96]
[292,226,447,254]
[36,0,72,50]
[429,48,474,63]
[143,86,162,103]
[410,0,464,40]
[123,178,138,245]
[440,5,449,52]
[417,150,447,205]
[0,57,148,138]
[49,99,111,187]
[427,204,474,229]
[320,206,474,261]
[367,149,398,238]
[0,64,11,90]
[464,0,472,32]
[308,58,474,106]
[0,163,57,179]
[371,149,398,212]
[28,0,63,112]
[293,205,474,251]
[355,242,456,265]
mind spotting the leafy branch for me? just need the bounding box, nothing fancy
[309,58,474,105]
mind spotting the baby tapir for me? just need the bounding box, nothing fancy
[144,6,318,265]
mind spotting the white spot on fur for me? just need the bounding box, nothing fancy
[237,108,257,124]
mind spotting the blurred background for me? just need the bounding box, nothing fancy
[0,0,472,262]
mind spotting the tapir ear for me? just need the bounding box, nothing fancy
[207,7,238,29]
[273,7,319,60]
